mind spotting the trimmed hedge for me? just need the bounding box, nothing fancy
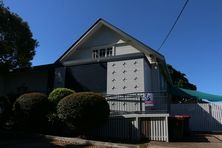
[13,92,49,129]
[48,88,75,106]
[57,92,110,133]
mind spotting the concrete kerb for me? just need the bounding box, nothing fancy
[44,135,139,148]
[211,135,222,142]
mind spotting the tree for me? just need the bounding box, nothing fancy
[167,64,197,90]
[167,64,199,103]
[0,3,38,71]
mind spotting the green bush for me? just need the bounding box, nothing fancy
[13,92,49,129]
[48,88,75,106]
[57,92,110,133]
[46,112,65,134]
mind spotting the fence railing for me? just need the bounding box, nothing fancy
[104,91,169,114]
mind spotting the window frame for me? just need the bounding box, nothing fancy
[92,45,115,59]
[92,49,99,59]
[99,48,106,57]
[106,47,113,57]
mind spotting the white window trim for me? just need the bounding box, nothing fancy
[91,45,115,59]
[92,49,99,59]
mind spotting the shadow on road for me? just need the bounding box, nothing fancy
[174,133,210,142]
[0,130,94,148]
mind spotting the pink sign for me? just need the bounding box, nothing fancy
[144,93,154,106]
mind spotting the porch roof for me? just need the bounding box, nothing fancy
[171,87,222,102]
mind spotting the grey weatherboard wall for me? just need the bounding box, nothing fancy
[65,62,107,93]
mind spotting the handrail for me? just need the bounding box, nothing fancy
[104,91,169,113]
[104,91,168,97]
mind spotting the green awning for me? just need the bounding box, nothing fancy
[171,87,222,102]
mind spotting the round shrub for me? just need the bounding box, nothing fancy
[13,92,49,129]
[57,92,110,133]
[48,88,75,106]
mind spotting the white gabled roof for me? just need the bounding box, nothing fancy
[56,18,165,63]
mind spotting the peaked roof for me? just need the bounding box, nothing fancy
[55,18,165,63]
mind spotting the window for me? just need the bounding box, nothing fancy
[92,46,113,59]
[92,50,99,59]
[100,48,106,57]
[106,47,113,57]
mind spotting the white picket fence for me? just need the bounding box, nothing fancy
[170,103,222,132]
[90,114,169,142]
[140,116,169,141]
[90,103,222,142]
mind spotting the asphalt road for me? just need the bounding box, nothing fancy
[1,130,222,148]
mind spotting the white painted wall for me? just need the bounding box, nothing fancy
[59,24,167,96]
[5,70,49,94]
[148,63,167,92]
[107,58,150,94]
[144,60,151,92]
[150,65,160,91]
[65,25,122,62]
[115,44,140,56]
[83,25,122,48]
[63,25,140,63]
[171,103,222,132]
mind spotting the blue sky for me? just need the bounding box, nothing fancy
[3,0,222,95]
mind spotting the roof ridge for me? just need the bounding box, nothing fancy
[55,18,164,63]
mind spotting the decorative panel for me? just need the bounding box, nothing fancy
[107,58,148,94]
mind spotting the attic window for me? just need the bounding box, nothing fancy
[92,50,99,59]
[100,48,106,57]
[92,47,113,59]
[106,47,113,57]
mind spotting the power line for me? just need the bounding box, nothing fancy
[158,0,189,51]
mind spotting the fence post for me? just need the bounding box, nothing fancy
[135,116,141,141]
[140,95,143,112]
[166,116,169,142]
